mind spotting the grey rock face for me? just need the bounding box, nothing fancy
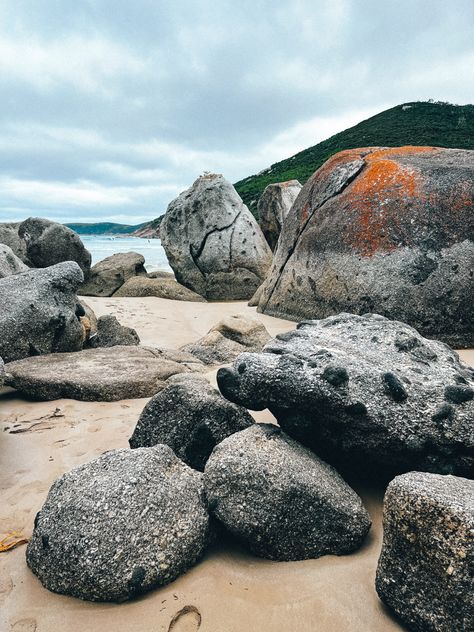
[0,244,28,278]
[27,445,212,602]
[0,222,28,261]
[89,315,140,348]
[160,174,272,300]
[130,374,254,470]
[114,276,206,302]
[376,472,474,632]
[257,180,302,250]
[5,345,203,401]
[147,270,175,279]
[217,313,474,478]
[181,314,271,366]
[0,357,4,388]
[257,147,474,348]
[204,424,371,560]
[80,252,147,297]
[18,217,91,276]
[0,262,84,363]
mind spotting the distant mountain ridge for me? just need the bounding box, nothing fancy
[234,101,474,213]
[65,222,147,235]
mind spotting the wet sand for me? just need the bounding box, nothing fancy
[1,298,472,632]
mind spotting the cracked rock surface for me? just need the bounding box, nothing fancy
[0,261,84,363]
[376,472,474,632]
[130,374,254,470]
[257,179,302,251]
[204,424,371,560]
[217,313,474,478]
[5,345,203,401]
[257,146,474,348]
[160,174,272,300]
[27,445,212,602]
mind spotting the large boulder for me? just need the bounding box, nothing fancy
[160,174,272,300]
[114,276,206,302]
[257,180,302,250]
[204,424,371,560]
[376,472,474,631]
[80,252,147,297]
[217,313,474,479]
[181,314,271,365]
[5,346,203,401]
[0,262,84,363]
[18,217,91,276]
[257,147,474,348]
[89,315,140,348]
[130,374,254,471]
[0,244,28,278]
[0,222,28,261]
[27,445,212,602]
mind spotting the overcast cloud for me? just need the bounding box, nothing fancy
[0,0,473,223]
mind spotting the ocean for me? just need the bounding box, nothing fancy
[81,235,172,272]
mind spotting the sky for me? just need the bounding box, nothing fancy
[0,0,473,224]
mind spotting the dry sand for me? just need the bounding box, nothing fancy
[1,297,473,632]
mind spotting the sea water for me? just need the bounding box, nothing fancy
[81,235,172,272]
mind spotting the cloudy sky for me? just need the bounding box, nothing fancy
[0,0,473,224]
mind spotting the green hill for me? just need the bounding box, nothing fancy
[234,101,474,215]
[65,222,147,235]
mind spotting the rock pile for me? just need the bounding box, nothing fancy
[160,174,272,300]
[80,252,147,297]
[114,276,206,301]
[257,146,474,348]
[217,313,474,478]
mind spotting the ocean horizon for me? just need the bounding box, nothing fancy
[81,235,172,272]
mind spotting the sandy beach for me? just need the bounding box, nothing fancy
[1,297,473,632]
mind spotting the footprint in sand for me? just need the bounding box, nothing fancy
[167,605,201,632]
[11,618,37,632]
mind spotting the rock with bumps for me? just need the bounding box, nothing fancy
[80,252,147,297]
[114,276,206,302]
[27,445,212,602]
[130,374,254,470]
[181,314,271,365]
[218,313,474,478]
[89,315,140,348]
[257,180,302,250]
[257,147,474,348]
[160,174,272,300]
[19,217,91,276]
[204,424,371,560]
[0,243,28,278]
[0,261,84,363]
[376,472,474,631]
[5,346,203,401]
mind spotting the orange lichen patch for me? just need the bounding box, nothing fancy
[370,146,435,160]
[300,202,311,223]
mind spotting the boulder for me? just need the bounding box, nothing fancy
[204,424,371,560]
[147,270,174,279]
[114,276,206,302]
[248,284,263,307]
[89,315,140,348]
[130,374,254,470]
[0,262,84,363]
[257,147,474,348]
[27,445,212,602]
[80,252,147,297]
[217,313,474,479]
[376,472,474,631]
[257,180,302,250]
[18,217,91,276]
[181,314,271,365]
[0,222,28,261]
[0,357,4,388]
[5,345,203,401]
[0,244,28,278]
[160,174,272,300]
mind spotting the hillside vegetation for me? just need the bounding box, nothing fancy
[65,222,147,235]
[234,101,474,214]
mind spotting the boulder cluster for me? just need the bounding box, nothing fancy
[1,146,473,630]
